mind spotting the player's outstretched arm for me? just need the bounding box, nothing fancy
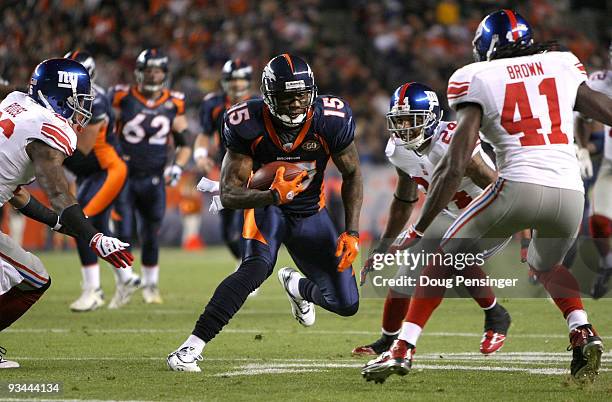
[415,103,481,233]
[373,168,418,253]
[464,151,497,190]
[331,142,363,233]
[219,149,276,209]
[8,187,77,237]
[574,83,612,126]
[26,140,133,268]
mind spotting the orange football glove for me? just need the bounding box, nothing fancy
[336,231,360,272]
[270,166,308,205]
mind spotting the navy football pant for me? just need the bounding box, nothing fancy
[115,175,166,266]
[219,208,243,259]
[192,207,359,343]
[75,171,116,266]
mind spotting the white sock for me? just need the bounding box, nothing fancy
[82,264,100,290]
[113,265,135,284]
[398,322,422,346]
[180,334,205,355]
[566,309,589,331]
[382,327,401,336]
[603,252,612,269]
[287,274,302,300]
[482,298,497,310]
[142,265,159,287]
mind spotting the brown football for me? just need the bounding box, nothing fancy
[247,161,306,190]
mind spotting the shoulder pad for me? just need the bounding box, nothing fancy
[170,90,185,100]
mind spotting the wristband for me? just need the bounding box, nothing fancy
[193,147,209,161]
[346,230,360,238]
[393,193,419,203]
[270,189,281,205]
[59,204,98,242]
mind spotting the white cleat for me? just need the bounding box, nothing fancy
[167,347,203,372]
[0,347,19,369]
[143,285,163,304]
[277,267,315,327]
[70,288,104,312]
[108,276,142,309]
[248,287,260,298]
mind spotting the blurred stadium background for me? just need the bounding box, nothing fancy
[0,0,610,251]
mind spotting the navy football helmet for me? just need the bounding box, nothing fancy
[29,58,94,127]
[64,50,96,82]
[135,48,168,92]
[221,59,253,100]
[261,53,317,127]
[387,82,442,150]
[472,9,533,62]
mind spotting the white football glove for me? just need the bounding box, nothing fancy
[197,177,220,193]
[575,145,593,179]
[164,164,183,187]
[89,233,133,268]
[209,195,224,214]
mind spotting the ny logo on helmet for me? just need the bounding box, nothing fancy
[57,71,79,89]
[425,91,439,110]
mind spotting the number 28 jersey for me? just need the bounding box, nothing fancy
[447,51,587,193]
[110,85,185,176]
[222,96,355,215]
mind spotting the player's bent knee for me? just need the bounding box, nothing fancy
[334,301,359,317]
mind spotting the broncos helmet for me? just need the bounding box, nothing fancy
[135,48,168,92]
[472,9,533,62]
[64,50,96,82]
[29,58,94,128]
[261,53,317,127]
[221,59,253,100]
[387,82,442,150]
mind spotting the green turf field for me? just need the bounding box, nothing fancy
[1,246,611,401]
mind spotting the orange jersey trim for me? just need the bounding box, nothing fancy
[262,106,313,153]
[130,87,171,109]
[242,209,267,245]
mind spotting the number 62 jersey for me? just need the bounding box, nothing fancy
[447,51,587,193]
[222,96,355,215]
[110,85,185,177]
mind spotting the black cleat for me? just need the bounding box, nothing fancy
[568,324,604,383]
[352,334,397,356]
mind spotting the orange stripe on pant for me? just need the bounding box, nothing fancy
[83,127,128,217]
[242,209,267,245]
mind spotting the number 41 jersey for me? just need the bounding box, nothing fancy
[222,96,355,215]
[110,85,185,177]
[447,51,587,193]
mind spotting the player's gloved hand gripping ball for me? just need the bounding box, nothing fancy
[268,166,308,205]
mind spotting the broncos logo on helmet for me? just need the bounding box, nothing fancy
[134,48,169,93]
[64,50,97,82]
[472,9,533,62]
[221,59,253,101]
[387,82,442,150]
[261,53,317,128]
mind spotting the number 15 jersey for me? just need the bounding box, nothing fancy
[110,85,185,177]
[447,51,587,193]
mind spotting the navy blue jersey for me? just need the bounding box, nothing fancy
[222,96,354,215]
[199,92,260,164]
[64,83,120,177]
[110,85,185,176]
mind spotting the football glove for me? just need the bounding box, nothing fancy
[360,253,380,286]
[270,166,308,205]
[89,233,133,269]
[336,231,360,272]
[387,224,423,253]
[209,195,223,214]
[575,145,593,179]
[164,164,183,187]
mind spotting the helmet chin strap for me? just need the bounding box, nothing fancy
[37,90,55,112]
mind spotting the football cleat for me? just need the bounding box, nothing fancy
[352,334,398,356]
[142,285,163,304]
[0,346,19,369]
[480,303,511,355]
[108,276,141,309]
[277,267,315,327]
[167,346,203,372]
[70,288,104,312]
[590,264,612,299]
[568,324,604,383]
[362,339,414,384]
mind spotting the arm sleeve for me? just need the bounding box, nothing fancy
[221,118,251,155]
[447,66,487,111]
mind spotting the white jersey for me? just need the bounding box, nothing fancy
[0,91,77,206]
[586,70,612,161]
[385,120,494,216]
[447,51,587,193]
